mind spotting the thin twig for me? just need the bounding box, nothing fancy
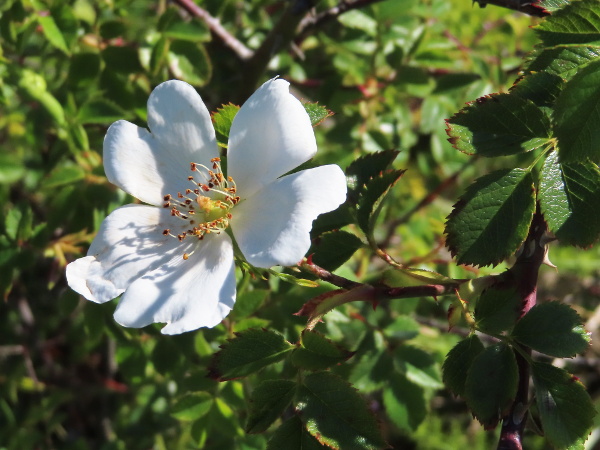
[300,260,461,300]
[172,0,253,60]
[296,0,386,43]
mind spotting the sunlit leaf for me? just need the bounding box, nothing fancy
[445,169,535,267]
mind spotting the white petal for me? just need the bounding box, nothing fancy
[227,78,317,197]
[113,233,235,335]
[66,204,197,303]
[147,80,218,165]
[66,256,123,303]
[232,165,347,268]
[104,80,218,206]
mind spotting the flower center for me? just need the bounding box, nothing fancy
[161,157,240,260]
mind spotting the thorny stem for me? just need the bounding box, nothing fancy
[497,210,548,450]
[472,0,550,17]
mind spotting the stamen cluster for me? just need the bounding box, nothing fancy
[161,157,240,259]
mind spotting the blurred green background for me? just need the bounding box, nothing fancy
[0,0,598,448]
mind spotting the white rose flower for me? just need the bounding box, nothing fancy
[66,78,347,334]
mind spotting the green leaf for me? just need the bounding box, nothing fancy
[382,374,427,433]
[207,329,294,381]
[442,335,485,397]
[338,9,377,36]
[267,416,327,450]
[302,102,333,127]
[395,345,443,390]
[310,230,363,271]
[246,380,296,433]
[464,344,518,428]
[346,149,399,196]
[539,150,600,246]
[171,392,213,421]
[532,362,596,449]
[474,281,521,335]
[268,270,319,288]
[158,7,210,41]
[535,0,600,46]
[509,72,564,108]
[77,98,127,125]
[0,153,25,184]
[37,14,69,54]
[291,330,354,371]
[554,59,600,163]
[525,45,600,81]
[149,36,169,75]
[40,165,85,189]
[357,169,405,234]
[538,0,570,13]
[18,69,65,126]
[168,40,212,87]
[212,103,240,146]
[295,372,387,449]
[511,302,590,357]
[445,168,536,267]
[349,349,394,394]
[446,93,551,157]
[381,315,420,341]
[162,20,210,41]
[311,204,354,236]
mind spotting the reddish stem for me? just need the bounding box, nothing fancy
[497,210,548,450]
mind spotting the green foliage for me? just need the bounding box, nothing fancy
[294,372,387,449]
[554,59,600,162]
[1,0,599,448]
[445,168,536,266]
[208,329,294,381]
[291,330,355,370]
[246,380,296,433]
[212,103,240,147]
[303,101,333,126]
[511,302,591,357]
[539,150,600,246]
[442,335,485,397]
[309,230,364,271]
[532,363,597,449]
[474,281,521,335]
[446,94,551,157]
[464,344,518,428]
